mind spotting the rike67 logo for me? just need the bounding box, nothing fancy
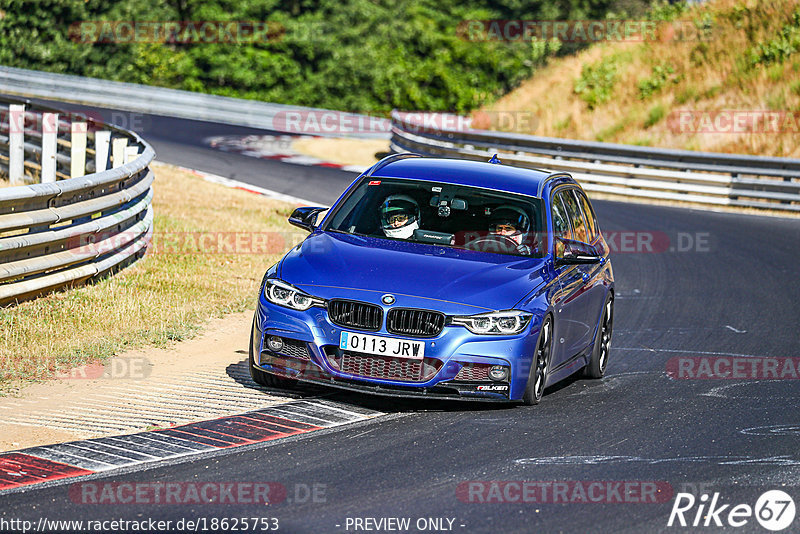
[668,490,796,531]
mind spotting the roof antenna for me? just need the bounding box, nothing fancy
[488,154,502,165]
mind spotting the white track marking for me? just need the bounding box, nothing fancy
[28,447,117,468]
[266,406,334,424]
[740,424,800,436]
[302,399,379,419]
[702,381,794,399]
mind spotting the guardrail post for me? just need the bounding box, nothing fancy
[124,145,139,165]
[41,112,58,183]
[70,122,87,178]
[729,173,739,200]
[112,137,127,168]
[95,130,111,172]
[0,96,157,306]
[8,104,25,184]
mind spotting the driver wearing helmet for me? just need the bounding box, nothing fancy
[489,205,532,255]
[379,194,420,239]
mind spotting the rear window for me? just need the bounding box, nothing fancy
[574,190,600,242]
[560,189,590,244]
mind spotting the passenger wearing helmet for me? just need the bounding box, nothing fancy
[379,194,420,239]
[488,205,532,255]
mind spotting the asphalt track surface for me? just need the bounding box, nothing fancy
[2,111,800,533]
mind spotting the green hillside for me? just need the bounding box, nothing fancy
[483,0,800,157]
[0,0,653,113]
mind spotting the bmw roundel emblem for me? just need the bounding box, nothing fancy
[381,294,395,305]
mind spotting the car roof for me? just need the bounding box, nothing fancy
[372,156,563,198]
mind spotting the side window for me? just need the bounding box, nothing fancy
[561,189,589,244]
[551,192,572,241]
[573,190,599,242]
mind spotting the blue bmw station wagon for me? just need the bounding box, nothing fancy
[249,154,614,404]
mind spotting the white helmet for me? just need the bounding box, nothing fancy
[380,194,420,239]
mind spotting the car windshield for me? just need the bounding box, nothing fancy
[323,177,546,258]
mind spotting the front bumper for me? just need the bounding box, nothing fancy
[252,296,542,402]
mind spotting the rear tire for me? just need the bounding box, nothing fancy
[583,295,613,379]
[522,316,552,406]
[249,319,298,389]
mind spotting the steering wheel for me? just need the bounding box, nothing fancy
[464,234,519,254]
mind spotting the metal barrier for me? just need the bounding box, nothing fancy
[0,96,155,305]
[391,111,800,213]
[0,66,389,140]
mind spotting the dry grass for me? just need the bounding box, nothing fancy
[0,163,302,395]
[291,137,390,167]
[482,0,800,158]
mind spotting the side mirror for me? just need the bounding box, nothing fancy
[554,237,603,265]
[288,207,328,232]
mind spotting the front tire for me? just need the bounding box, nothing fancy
[583,295,613,379]
[522,316,552,406]
[249,319,298,389]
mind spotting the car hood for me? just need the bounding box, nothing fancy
[278,231,546,313]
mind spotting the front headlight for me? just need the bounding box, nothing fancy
[264,279,325,311]
[450,310,532,335]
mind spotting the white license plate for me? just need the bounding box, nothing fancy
[339,331,425,359]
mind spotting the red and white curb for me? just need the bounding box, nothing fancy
[206,134,368,174]
[0,163,378,493]
[0,400,381,492]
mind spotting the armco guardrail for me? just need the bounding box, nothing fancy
[0,95,154,305]
[391,111,800,213]
[0,66,389,140]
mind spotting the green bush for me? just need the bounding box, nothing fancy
[648,0,689,22]
[574,56,618,110]
[747,8,800,67]
[638,63,676,100]
[644,104,665,128]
